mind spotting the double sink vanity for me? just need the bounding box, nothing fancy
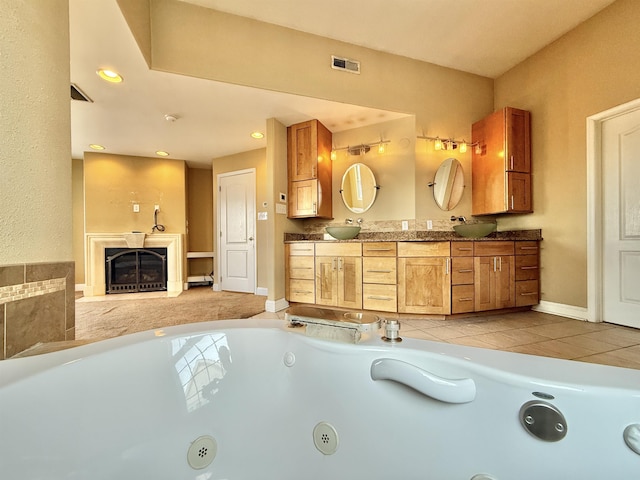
[285,107,539,318]
[285,229,541,318]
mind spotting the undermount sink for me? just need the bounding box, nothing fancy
[325,226,361,240]
[453,223,497,239]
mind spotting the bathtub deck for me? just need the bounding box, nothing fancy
[13,298,640,371]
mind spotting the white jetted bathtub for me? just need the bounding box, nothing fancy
[1,318,640,479]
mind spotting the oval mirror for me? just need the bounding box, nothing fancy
[340,163,378,213]
[432,158,465,210]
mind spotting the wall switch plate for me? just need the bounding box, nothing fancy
[258,211,268,221]
[276,203,287,215]
[133,204,140,213]
[401,220,409,231]
[427,220,433,230]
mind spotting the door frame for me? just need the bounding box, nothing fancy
[216,168,257,293]
[586,97,640,322]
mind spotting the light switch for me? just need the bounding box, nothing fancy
[258,211,268,221]
[401,220,409,230]
[276,203,287,215]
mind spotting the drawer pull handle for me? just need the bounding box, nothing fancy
[458,269,473,273]
[367,270,393,273]
[367,296,393,301]
[458,298,473,302]
[519,246,538,250]
[519,292,537,296]
[293,290,313,294]
[367,248,392,251]
[456,248,473,251]
[292,267,313,270]
[520,266,538,270]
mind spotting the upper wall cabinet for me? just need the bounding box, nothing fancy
[471,107,532,215]
[287,119,333,219]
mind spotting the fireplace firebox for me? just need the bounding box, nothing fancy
[105,248,167,294]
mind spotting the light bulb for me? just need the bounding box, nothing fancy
[378,143,385,154]
[460,141,467,153]
[434,137,443,151]
[330,150,337,161]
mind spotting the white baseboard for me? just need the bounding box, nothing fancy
[75,283,85,292]
[533,300,590,322]
[265,297,289,313]
[212,283,221,291]
[256,287,268,296]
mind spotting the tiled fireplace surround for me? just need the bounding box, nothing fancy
[0,261,74,359]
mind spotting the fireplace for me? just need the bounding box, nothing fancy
[105,248,167,294]
[84,233,183,297]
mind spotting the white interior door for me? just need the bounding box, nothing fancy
[602,107,640,327]
[218,169,256,293]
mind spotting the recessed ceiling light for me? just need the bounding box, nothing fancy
[251,131,264,139]
[156,151,170,157]
[96,68,123,83]
[89,144,105,150]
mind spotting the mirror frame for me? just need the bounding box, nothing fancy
[431,157,465,211]
[340,163,378,214]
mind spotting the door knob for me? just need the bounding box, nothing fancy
[249,236,254,241]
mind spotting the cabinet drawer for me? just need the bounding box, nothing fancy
[451,241,474,257]
[288,279,315,304]
[288,242,315,256]
[516,280,539,306]
[363,242,396,256]
[363,284,397,313]
[363,257,397,284]
[515,255,538,281]
[452,285,475,314]
[397,242,450,257]
[515,241,539,255]
[288,256,314,280]
[451,257,474,285]
[315,242,362,257]
[474,241,514,256]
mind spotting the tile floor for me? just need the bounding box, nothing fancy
[252,309,640,370]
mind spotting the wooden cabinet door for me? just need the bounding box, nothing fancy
[398,257,451,314]
[474,255,515,311]
[289,179,317,217]
[338,256,362,309]
[505,107,531,173]
[507,172,532,213]
[315,256,337,306]
[288,120,317,181]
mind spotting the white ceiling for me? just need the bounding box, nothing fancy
[69,0,615,167]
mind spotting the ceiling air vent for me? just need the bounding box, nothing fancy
[71,83,92,102]
[331,55,360,74]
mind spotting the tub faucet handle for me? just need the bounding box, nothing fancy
[382,319,402,343]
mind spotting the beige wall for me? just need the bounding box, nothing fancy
[186,166,214,277]
[72,159,85,284]
[494,0,640,308]
[84,152,187,235]
[0,0,72,264]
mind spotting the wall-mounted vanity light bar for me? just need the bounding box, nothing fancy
[331,139,391,160]
[417,135,481,154]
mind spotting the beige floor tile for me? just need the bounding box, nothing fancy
[578,327,640,348]
[472,329,551,348]
[520,320,609,339]
[507,339,600,360]
[422,326,470,340]
[554,334,621,354]
[447,337,498,349]
[574,350,640,370]
[402,330,443,342]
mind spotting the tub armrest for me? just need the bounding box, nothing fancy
[370,358,476,404]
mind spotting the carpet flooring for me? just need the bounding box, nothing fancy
[75,287,266,340]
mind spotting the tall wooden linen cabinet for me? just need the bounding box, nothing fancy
[287,119,333,219]
[472,107,532,215]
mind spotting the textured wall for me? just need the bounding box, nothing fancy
[0,0,72,264]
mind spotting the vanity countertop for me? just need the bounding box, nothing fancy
[284,229,542,243]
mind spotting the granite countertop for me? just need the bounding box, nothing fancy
[284,229,542,242]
